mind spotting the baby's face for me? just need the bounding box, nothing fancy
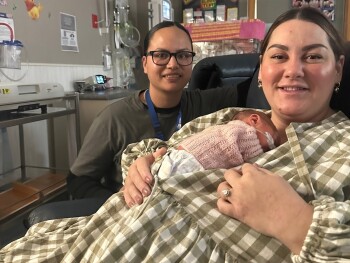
[239,112,279,151]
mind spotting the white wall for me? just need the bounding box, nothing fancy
[0,63,111,91]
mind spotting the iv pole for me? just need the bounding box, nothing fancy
[113,0,140,88]
[99,0,112,71]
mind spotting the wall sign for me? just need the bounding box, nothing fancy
[60,13,79,52]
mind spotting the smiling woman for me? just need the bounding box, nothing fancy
[257,12,344,143]
[64,20,239,203]
[216,7,349,258]
[123,7,350,262]
[141,24,194,107]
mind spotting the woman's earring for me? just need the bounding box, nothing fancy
[334,82,341,93]
[258,80,263,89]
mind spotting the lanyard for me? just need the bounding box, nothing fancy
[145,89,182,140]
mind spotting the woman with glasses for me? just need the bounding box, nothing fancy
[66,21,238,201]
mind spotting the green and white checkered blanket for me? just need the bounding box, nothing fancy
[1,108,350,262]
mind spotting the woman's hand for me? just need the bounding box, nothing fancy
[217,163,314,254]
[123,147,167,207]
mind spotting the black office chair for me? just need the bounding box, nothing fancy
[23,198,106,228]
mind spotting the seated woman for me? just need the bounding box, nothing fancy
[1,7,350,263]
[124,6,350,262]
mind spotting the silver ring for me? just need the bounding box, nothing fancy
[222,188,231,198]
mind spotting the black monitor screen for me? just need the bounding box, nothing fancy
[95,75,106,84]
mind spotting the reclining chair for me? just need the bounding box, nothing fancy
[188,53,269,109]
[25,43,350,228]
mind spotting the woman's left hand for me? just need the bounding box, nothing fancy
[217,163,314,254]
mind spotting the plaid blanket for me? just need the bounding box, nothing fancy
[1,108,350,262]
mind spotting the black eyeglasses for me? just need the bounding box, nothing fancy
[146,50,196,66]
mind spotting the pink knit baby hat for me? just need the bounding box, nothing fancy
[179,120,263,169]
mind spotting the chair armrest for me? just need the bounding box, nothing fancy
[23,198,106,228]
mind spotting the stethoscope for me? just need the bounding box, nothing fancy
[144,89,182,140]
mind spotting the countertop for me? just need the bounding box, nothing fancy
[78,87,137,100]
